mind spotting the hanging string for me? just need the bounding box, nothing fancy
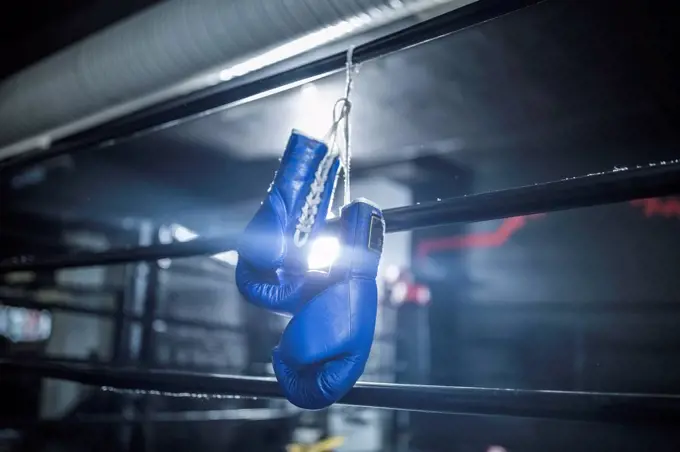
[323,46,357,207]
[341,46,356,207]
[294,48,358,247]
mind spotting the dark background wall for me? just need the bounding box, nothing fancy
[408,163,680,450]
[426,199,680,388]
[0,0,163,81]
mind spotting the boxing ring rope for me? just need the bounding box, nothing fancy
[2,359,680,424]
[0,0,542,171]
[0,238,238,272]
[2,163,680,420]
[0,294,244,332]
[2,160,680,273]
[1,407,299,429]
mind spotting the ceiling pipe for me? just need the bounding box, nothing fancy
[0,0,475,162]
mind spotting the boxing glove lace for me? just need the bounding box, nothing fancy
[236,131,341,314]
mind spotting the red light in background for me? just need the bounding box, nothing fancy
[415,286,431,305]
[416,214,545,258]
[386,271,431,307]
[416,197,680,259]
[630,197,680,218]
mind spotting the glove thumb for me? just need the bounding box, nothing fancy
[272,345,365,410]
[271,281,370,410]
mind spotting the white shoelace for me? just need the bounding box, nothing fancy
[293,47,357,248]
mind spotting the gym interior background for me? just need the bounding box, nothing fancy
[1,0,679,451]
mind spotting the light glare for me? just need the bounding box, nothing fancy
[384,265,401,284]
[219,20,361,82]
[172,225,198,242]
[307,236,341,271]
[170,224,238,266]
[213,250,239,266]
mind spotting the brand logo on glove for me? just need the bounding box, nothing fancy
[368,214,384,253]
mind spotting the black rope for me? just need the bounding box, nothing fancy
[0,295,245,332]
[2,359,680,424]
[0,0,542,172]
[2,161,680,273]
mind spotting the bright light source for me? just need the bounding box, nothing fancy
[390,282,408,306]
[172,224,198,242]
[170,224,238,266]
[218,20,364,82]
[213,250,239,266]
[384,265,401,284]
[216,1,450,83]
[307,236,341,271]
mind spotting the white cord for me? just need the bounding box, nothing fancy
[340,46,356,207]
[293,150,339,247]
[293,47,357,248]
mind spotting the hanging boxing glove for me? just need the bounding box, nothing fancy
[272,199,384,410]
[236,130,341,314]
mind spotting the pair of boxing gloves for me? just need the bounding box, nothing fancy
[235,131,384,410]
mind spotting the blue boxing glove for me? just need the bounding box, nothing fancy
[272,199,384,410]
[236,131,341,314]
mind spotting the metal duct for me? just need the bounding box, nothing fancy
[0,0,473,161]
